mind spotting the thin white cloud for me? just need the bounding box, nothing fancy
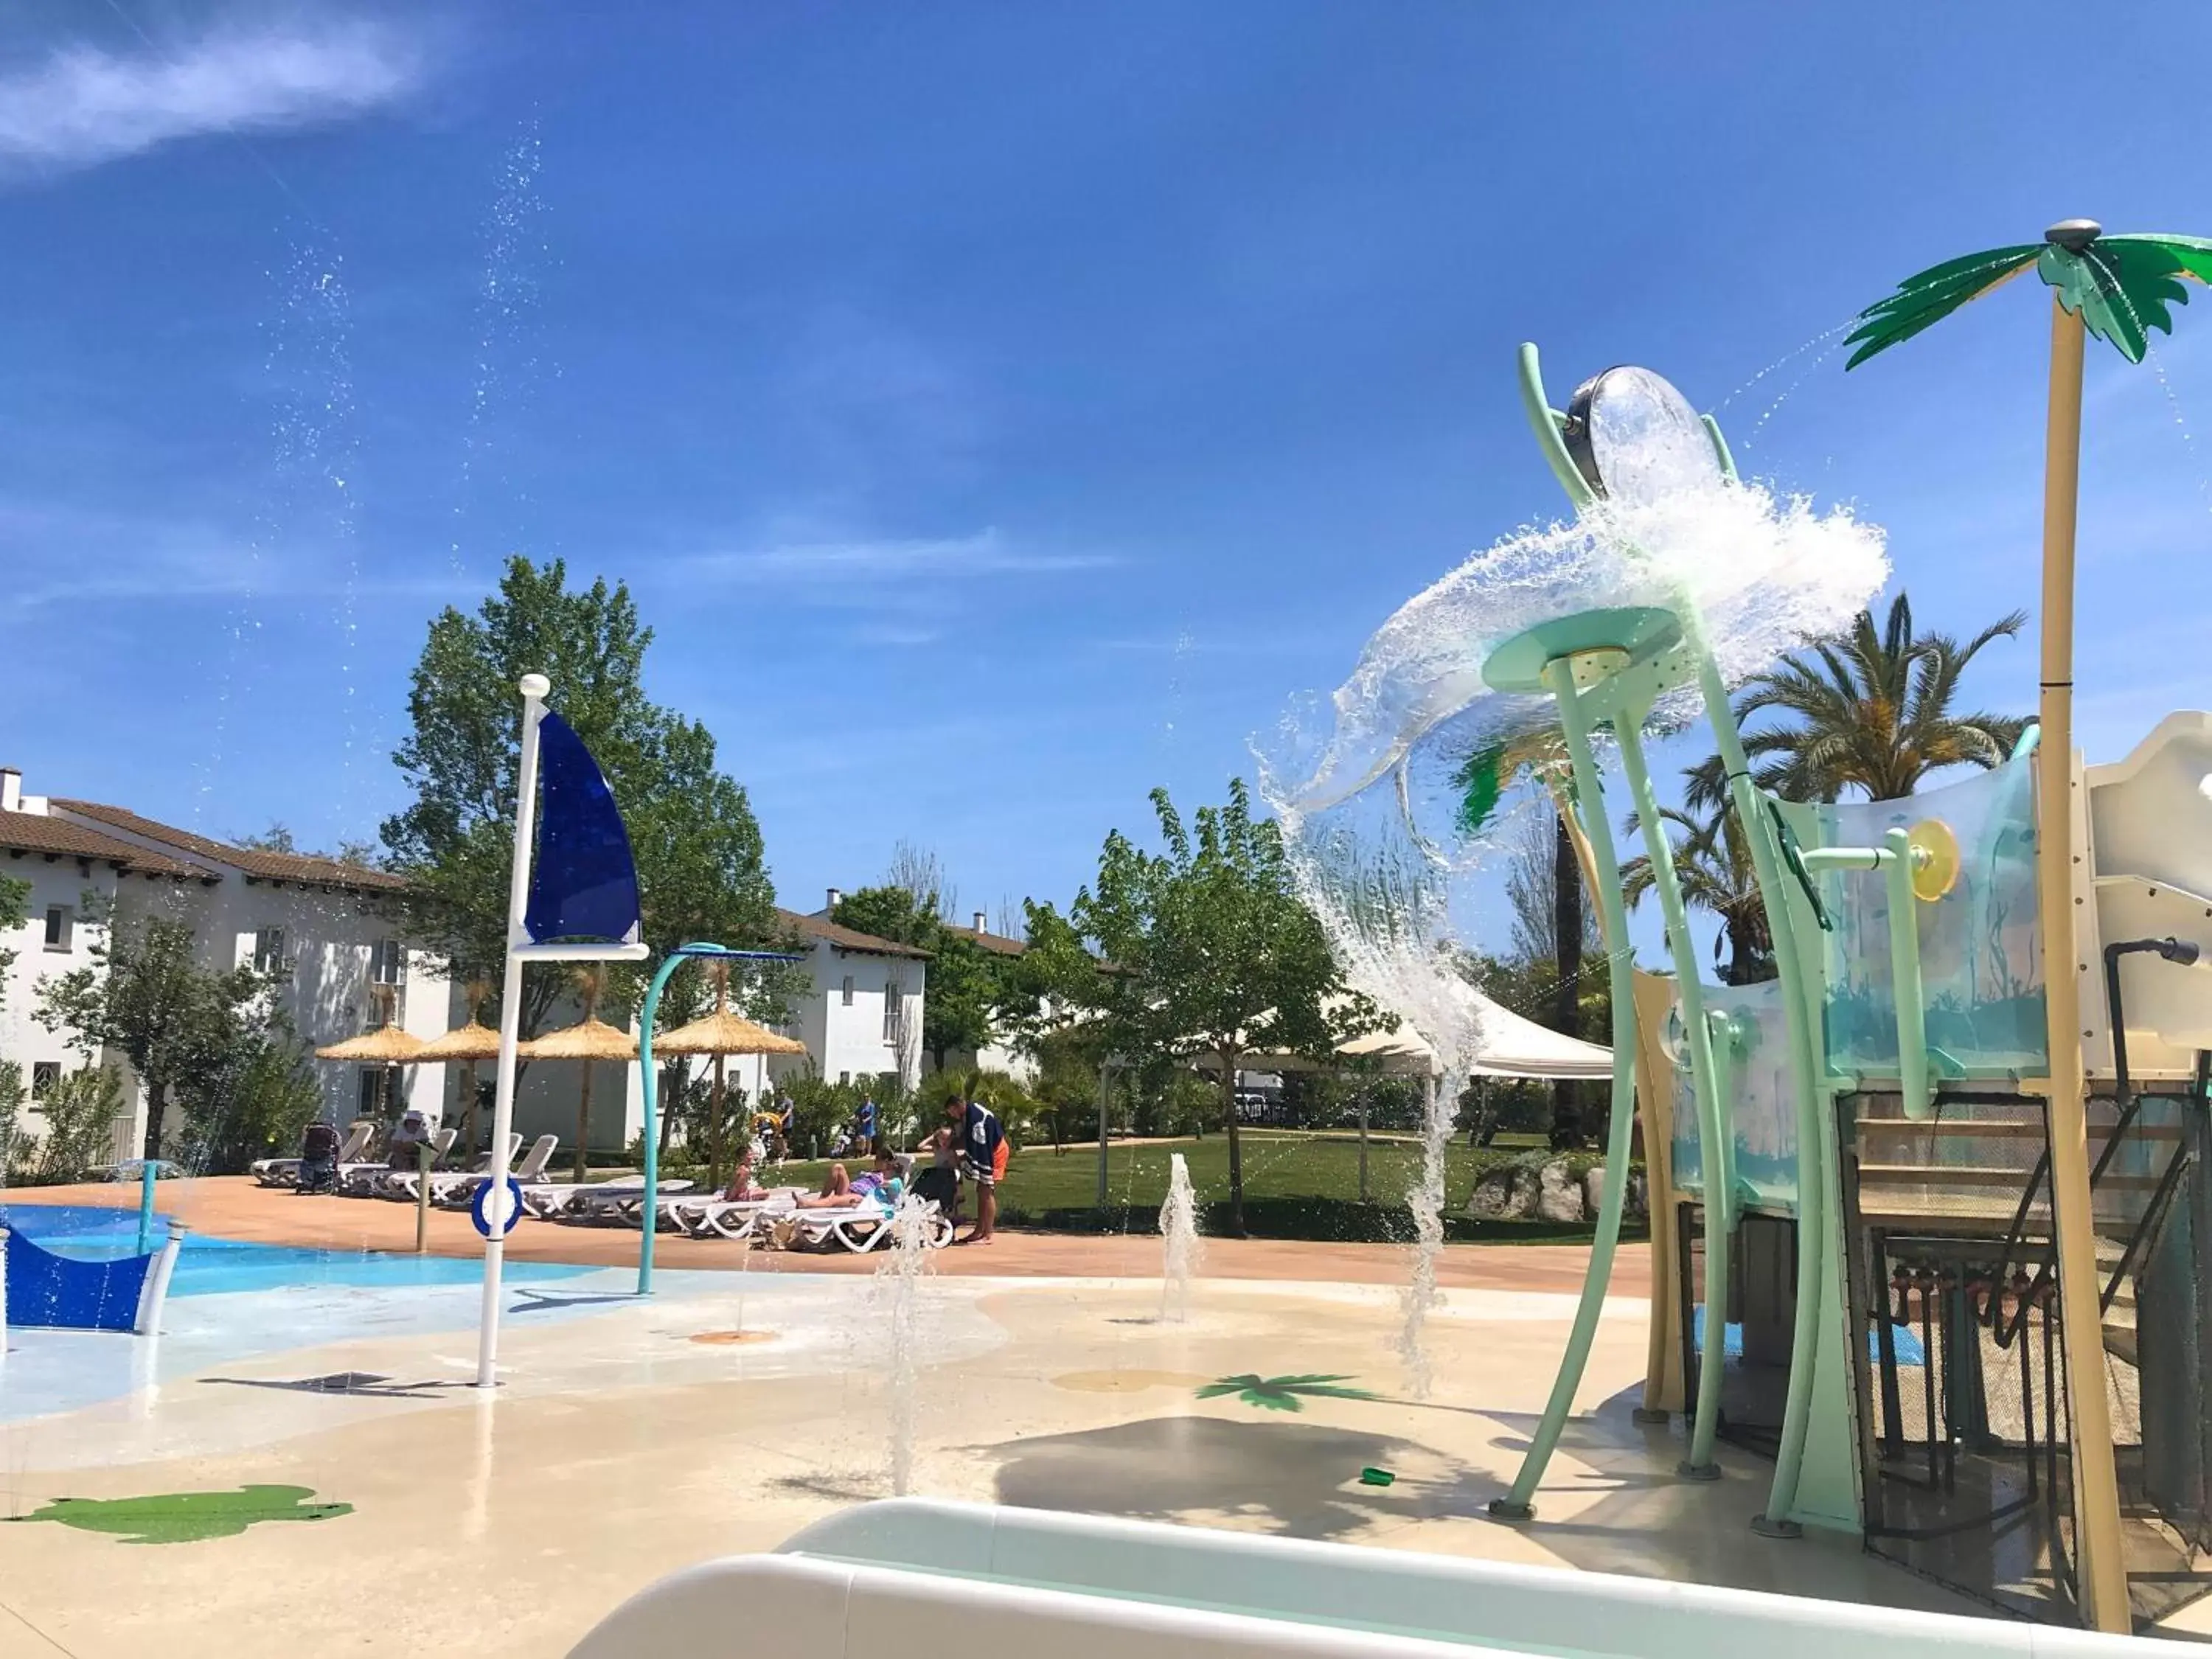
[0,15,423,173]
[686,529,1117,594]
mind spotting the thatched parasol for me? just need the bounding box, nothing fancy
[518,1018,638,1061]
[650,965,806,1186]
[521,1010,638,1180]
[411,1020,504,1155]
[316,1026,428,1063]
[649,1012,805,1059]
[316,1025,427,1120]
[413,1021,503,1061]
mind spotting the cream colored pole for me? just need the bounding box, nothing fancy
[2034,292,2129,1632]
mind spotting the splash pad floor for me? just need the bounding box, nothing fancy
[0,1182,1986,1657]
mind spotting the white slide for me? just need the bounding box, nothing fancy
[569,1498,2146,1659]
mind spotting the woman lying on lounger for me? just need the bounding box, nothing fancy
[791,1150,902,1209]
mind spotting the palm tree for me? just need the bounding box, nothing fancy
[1843,220,2212,1632]
[1683,595,2029,809]
[1621,805,1773,986]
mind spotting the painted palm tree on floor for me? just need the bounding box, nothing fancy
[1844,219,2212,1632]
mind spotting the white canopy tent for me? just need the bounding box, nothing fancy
[1220,989,1613,1082]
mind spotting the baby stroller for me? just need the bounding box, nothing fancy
[295,1120,342,1194]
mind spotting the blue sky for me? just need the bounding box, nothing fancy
[6,1,2212,964]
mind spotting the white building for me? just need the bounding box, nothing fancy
[1,763,994,1166]
[768,894,930,1094]
[1,767,459,1153]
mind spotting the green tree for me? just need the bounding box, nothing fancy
[1621,804,1774,987]
[380,557,792,1048]
[176,1032,322,1175]
[1031,779,1380,1235]
[35,912,271,1161]
[1686,595,2029,810]
[15,1064,123,1185]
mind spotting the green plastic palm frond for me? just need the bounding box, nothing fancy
[2046,234,2212,364]
[1845,243,2041,369]
[1850,231,2212,371]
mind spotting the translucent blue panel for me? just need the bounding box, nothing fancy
[4,1231,152,1331]
[525,711,642,946]
[1781,757,2047,1082]
[1666,977,1799,1214]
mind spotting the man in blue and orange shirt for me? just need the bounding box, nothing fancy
[944,1089,1006,1244]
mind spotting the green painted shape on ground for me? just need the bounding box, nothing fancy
[12,1485,352,1544]
[1196,1373,1383,1413]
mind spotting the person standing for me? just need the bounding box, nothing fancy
[944,1089,1006,1244]
[858,1095,879,1151]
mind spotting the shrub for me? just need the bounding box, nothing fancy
[18,1064,125,1185]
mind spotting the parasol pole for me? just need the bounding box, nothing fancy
[476,672,552,1388]
[2033,274,2129,1633]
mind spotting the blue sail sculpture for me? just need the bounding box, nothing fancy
[524,712,643,948]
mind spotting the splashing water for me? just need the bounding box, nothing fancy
[874,1192,937,1495]
[1259,394,1888,1399]
[1265,470,1887,822]
[1158,1152,1203,1322]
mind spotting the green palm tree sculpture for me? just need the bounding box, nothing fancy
[1196,1374,1381,1413]
[1681,597,2029,808]
[1847,224,2212,368]
[1843,218,2210,1633]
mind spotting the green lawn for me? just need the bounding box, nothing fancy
[734,1130,1631,1245]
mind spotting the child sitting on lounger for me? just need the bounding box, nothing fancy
[721,1149,770,1203]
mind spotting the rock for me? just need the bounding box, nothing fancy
[1537,1160,1585,1223]
[1578,1164,1651,1222]
[1466,1164,1539,1220]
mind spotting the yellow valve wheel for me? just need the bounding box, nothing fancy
[1907,818,1961,902]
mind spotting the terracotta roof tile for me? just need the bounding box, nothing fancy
[775,908,931,959]
[0,810,202,878]
[52,800,406,892]
[943,924,1026,957]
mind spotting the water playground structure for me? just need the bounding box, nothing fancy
[578,220,2212,1652]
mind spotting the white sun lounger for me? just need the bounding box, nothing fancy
[658,1188,807,1240]
[429,1134,554,1208]
[772,1195,953,1254]
[253,1121,375,1187]
[540,1177,698,1225]
[342,1127,457,1196]
[383,1132,526,1203]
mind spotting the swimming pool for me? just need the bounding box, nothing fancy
[0,1203,589,1296]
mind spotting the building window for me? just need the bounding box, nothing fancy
[358,1071,386,1118]
[883,980,904,1043]
[367,939,406,1029]
[254,925,287,975]
[43,905,70,950]
[841,974,855,1007]
[838,1071,851,1086]
[30,1061,59,1098]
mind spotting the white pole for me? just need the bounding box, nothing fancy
[476,672,551,1388]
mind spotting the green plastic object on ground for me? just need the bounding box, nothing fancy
[1359,1467,1397,1487]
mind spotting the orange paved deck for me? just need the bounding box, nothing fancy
[4,1176,1651,1293]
